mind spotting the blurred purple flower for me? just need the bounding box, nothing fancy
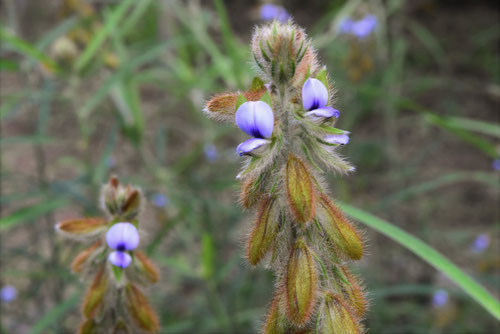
[260,4,290,22]
[236,101,274,139]
[152,193,168,208]
[340,14,377,39]
[237,138,271,157]
[204,144,218,162]
[432,289,449,308]
[493,159,500,171]
[324,134,350,145]
[106,222,139,251]
[106,156,115,168]
[471,234,490,253]
[108,251,132,268]
[1,285,17,303]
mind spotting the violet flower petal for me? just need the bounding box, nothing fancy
[236,138,270,156]
[235,101,274,139]
[108,251,132,268]
[324,134,350,145]
[260,4,290,22]
[305,106,340,119]
[302,78,329,111]
[106,222,139,251]
[351,14,377,39]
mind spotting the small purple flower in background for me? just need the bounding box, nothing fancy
[204,144,218,162]
[493,159,500,171]
[471,234,490,253]
[324,133,350,145]
[1,285,17,303]
[302,78,340,120]
[108,251,132,268]
[152,193,168,208]
[260,3,290,22]
[106,222,139,251]
[106,156,115,168]
[235,101,274,156]
[339,14,377,39]
[432,289,449,308]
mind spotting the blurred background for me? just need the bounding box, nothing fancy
[1,0,499,333]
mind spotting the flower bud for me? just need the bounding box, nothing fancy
[263,293,287,334]
[240,176,262,209]
[78,318,96,334]
[135,251,160,283]
[82,266,108,318]
[106,222,139,251]
[55,218,108,239]
[203,89,266,123]
[251,22,314,84]
[317,293,362,334]
[235,101,274,139]
[72,240,102,273]
[339,266,367,318]
[317,194,363,260]
[101,177,142,219]
[285,238,318,325]
[125,283,159,333]
[247,197,280,265]
[285,154,316,225]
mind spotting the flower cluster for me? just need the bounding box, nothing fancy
[340,14,378,39]
[204,22,366,333]
[56,176,159,334]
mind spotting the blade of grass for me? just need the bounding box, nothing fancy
[0,26,59,73]
[339,202,500,320]
[74,0,135,72]
[0,198,68,231]
[432,116,500,138]
[28,291,81,334]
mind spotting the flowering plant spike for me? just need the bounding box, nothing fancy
[56,176,159,334]
[204,20,366,333]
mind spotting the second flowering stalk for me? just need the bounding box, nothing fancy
[205,21,367,333]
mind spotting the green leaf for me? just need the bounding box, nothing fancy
[0,199,68,232]
[250,76,265,92]
[201,233,215,280]
[315,67,328,88]
[74,0,135,72]
[235,94,247,110]
[259,91,272,107]
[339,202,500,320]
[0,27,59,73]
[431,116,500,139]
[29,291,80,334]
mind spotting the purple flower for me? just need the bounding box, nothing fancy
[1,285,17,303]
[493,159,500,171]
[152,193,168,208]
[305,106,340,119]
[237,138,271,157]
[236,101,274,139]
[471,234,490,253]
[260,4,290,22]
[302,78,329,111]
[340,14,377,39]
[324,134,350,145]
[106,222,139,251]
[204,144,218,162]
[432,289,449,308]
[108,251,132,268]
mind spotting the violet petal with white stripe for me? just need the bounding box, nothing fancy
[237,138,271,157]
[305,106,339,119]
[324,134,350,145]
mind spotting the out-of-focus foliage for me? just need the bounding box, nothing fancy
[1,1,499,333]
